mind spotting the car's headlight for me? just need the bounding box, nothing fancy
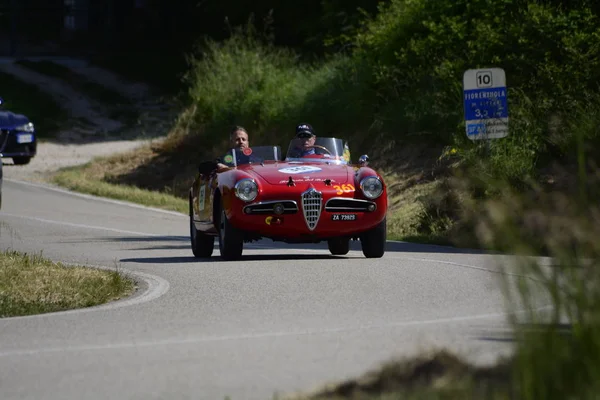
[360,176,383,199]
[234,179,258,202]
[15,122,35,132]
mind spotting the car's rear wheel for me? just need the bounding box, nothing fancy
[218,206,244,260]
[328,237,350,255]
[12,157,31,165]
[190,198,214,258]
[360,217,386,258]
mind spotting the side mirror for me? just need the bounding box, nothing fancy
[198,161,218,175]
[358,154,369,166]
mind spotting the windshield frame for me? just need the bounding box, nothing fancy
[222,145,282,167]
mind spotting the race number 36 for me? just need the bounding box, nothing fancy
[476,71,493,88]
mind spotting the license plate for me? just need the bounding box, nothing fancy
[331,214,357,221]
[17,133,33,144]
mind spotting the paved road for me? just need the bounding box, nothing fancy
[0,179,548,400]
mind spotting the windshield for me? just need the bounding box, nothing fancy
[222,145,282,166]
[285,137,351,165]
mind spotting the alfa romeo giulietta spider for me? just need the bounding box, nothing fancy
[189,136,388,260]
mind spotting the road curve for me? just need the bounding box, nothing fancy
[0,179,546,400]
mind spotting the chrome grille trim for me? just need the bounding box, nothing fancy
[325,197,376,212]
[301,188,322,231]
[243,200,298,214]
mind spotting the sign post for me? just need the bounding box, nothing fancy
[463,68,509,141]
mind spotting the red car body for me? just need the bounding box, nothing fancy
[189,138,387,260]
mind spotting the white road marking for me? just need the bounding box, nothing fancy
[0,192,553,359]
[0,305,552,358]
[0,266,170,322]
[4,178,187,217]
[1,213,177,237]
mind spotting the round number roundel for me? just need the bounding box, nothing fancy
[278,166,322,174]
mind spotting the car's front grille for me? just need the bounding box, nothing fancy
[0,129,9,152]
[243,200,298,214]
[301,188,322,231]
[325,198,377,212]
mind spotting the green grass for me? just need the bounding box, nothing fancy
[0,247,135,318]
[50,164,188,215]
[0,71,68,138]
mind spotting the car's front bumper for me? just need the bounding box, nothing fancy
[0,129,37,158]
[229,195,387,241]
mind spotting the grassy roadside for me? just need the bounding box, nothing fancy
[51,162,188,215]
[285,350,512,400]
[0,247,135,318]
[0,70,68,139]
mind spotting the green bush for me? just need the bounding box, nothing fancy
[350,0,600,181]
[180,0,600,185]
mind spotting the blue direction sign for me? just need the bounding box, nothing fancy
[463,68,509,140]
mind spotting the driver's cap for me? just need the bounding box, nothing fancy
[295,123,315,138]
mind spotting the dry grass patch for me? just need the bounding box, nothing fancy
[50,141,188,215]
[284,350,511,400]
[0,249,135,318]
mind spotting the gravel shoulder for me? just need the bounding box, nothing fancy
[1,139,154,183]
[0,59,173,184]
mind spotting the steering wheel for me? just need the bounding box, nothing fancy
[305,145,332,155]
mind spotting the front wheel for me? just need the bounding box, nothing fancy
[328,237,350,255]
[360,217,386,258]
[190,199,214,258]
[218,207,244,260]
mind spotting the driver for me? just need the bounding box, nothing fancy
[288,123,319,158]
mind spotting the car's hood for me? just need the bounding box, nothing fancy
[244,162,352,185]
[0,111,29,128]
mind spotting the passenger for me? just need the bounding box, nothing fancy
[216,126,250,171]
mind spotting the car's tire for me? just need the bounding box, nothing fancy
[360,216,386,258]
[328,237,350,255]
[190,198,214,258]
[218,206,244,260]
[12,157,31,165]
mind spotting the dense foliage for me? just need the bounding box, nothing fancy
[181,0,600,185]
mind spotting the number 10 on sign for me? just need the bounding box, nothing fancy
[463,68,509,140]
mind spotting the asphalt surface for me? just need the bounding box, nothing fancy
[0,179,549,400]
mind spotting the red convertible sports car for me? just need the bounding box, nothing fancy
[189,136,388,260]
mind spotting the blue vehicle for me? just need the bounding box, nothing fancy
[0,97,37,165]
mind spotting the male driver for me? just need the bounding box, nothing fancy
[288,123,317,158]
[216,126,249,170]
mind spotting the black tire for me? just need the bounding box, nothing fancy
[360,217,387,258]
[328,237,350,255]
[218,206,244,260]
[12,157,31,165]
[190,198,214,258]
